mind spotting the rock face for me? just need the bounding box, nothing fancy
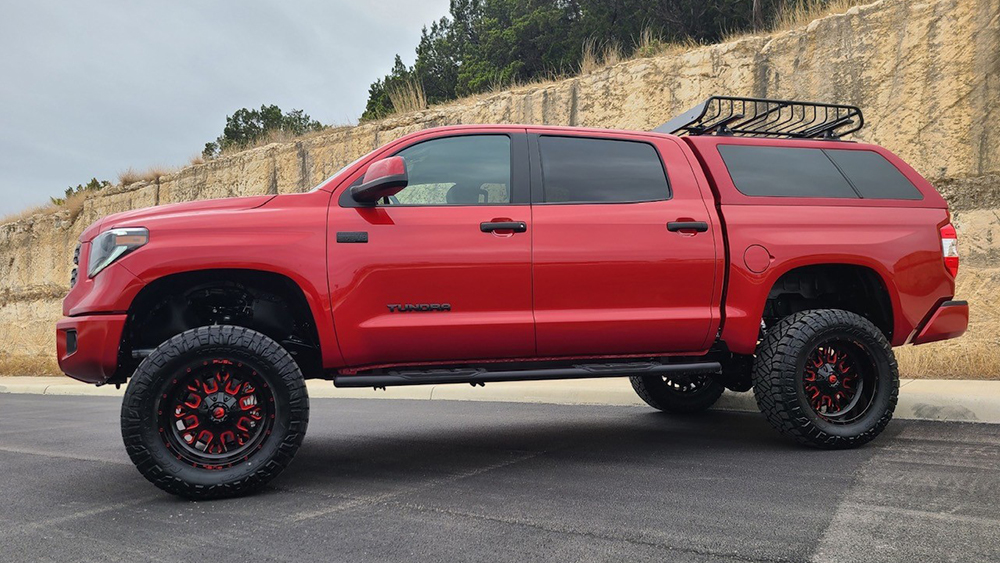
[1,0,998,376]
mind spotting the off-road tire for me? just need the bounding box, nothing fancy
[752,309,898,449]
[630,374,725,413]
[121,326,308,499]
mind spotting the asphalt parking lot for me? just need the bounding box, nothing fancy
[1,393,998,562]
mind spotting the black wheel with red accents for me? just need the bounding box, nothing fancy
[801,340,876,424]
[161,359,276,470]
[752,309,898,449]
[121,325,308,499]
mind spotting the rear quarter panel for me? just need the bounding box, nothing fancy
[685,136,955,354]
[719,204,954,353]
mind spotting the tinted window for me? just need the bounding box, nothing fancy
[718,145,857,198]
[389,135,511,205]
[825,149,922,200]
[539,136,669,203]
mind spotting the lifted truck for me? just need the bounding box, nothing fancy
[57,96,969,499]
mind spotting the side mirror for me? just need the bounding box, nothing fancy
[351,156,408,204]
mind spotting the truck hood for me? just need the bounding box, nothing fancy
[80,195,276,242]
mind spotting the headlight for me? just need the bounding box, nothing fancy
[88,227,148,277]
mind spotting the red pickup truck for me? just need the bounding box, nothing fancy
[56,97,968,499]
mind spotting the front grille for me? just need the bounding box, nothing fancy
[70,243,81,287]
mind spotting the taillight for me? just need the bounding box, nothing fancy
[940,223,959,278]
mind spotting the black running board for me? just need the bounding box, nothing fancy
[333,361,721,388]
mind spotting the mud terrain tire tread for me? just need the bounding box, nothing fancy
[121,325,308,499]
[752,309,898,449]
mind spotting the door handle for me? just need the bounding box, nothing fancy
[667,221,709,233]
[481,221,527,233]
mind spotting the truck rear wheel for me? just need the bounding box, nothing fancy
[752,309,898,449]
[629,373,725,413]
[121,325,308,499]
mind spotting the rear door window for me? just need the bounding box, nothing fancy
[538,136,670,203]
[718,145,923,200]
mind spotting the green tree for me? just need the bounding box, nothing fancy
[361,0,799,120]
[203,105,324,158]
[415,18,462,103]
[360,56,414,121]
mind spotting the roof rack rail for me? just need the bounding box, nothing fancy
[654,95,863,139]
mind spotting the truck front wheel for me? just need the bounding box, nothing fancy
[629,373,725,413]
[752,309,898,448]
[121,325,309,499]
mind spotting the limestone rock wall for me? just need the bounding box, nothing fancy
[2,0,998,374]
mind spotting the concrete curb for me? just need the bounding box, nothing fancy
[2,376,998,424]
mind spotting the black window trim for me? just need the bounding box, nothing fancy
[339,132,530,208]
[825,147,924,201]
[527,133,673,205]
[717,143,924,201]
[821,149,865,198]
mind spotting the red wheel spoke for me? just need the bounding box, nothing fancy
[203,377,219,394]
[194,430,214,452]
[176,414,199,431]
[183,393,202,409]
[802,341,867,420]
[225,378,243,396]
[219,431,236,451]
[240,395,258,410]
[160,360,275,471]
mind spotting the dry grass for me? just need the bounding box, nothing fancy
[897,341,1000,380]
[388,78,428,115]
[1,186,99,226]
[719,0,870,43]
[632,28,699,60]
[0,201,56,225]
[62,190,89,223]
[189,154,206,166]
[896,266,1000,380]
[580,37,624,75]
[118,165,176,186]
[117,168,141,186]
[0,354,61,376]
[773,0,871,32]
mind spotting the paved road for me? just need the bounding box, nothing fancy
[1,394,998,562]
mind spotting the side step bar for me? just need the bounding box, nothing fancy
[333,361,721,388]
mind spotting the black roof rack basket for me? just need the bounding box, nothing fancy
[655,95,863,139]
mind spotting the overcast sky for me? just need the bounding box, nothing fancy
[0,0,450,217]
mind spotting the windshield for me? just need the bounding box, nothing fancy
[309,149,376,192]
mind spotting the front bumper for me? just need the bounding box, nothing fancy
[912,300,969,345]
[56,314,127,384]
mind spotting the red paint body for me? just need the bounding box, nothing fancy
[912,301,970,345]
[56,124,967,385]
